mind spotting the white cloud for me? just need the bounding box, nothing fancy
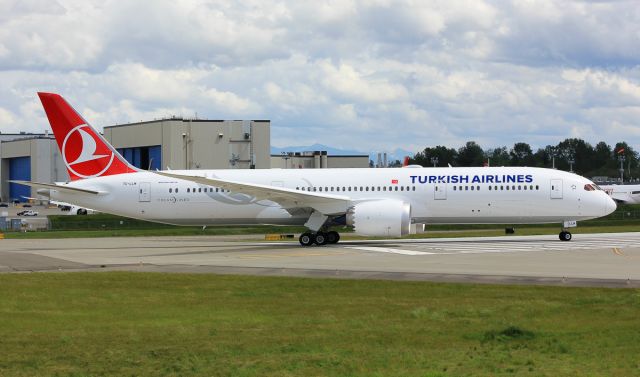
[0,0,639,155]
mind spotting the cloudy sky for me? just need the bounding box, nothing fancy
[1,0,639,155]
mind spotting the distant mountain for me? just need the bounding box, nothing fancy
[271,144,415,164]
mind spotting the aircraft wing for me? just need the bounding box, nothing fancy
[9,180,106,195]
[154,171,351,215]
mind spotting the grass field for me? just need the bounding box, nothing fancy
[0,272,638,376]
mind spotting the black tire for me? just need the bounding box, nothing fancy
[77,209,88,215]
[314,232,328,246]
[559,231,572,241]
[326,231,340,244]
[299,232,314,246]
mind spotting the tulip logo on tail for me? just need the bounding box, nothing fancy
[62,124,115,179]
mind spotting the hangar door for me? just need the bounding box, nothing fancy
[9,157,31,202]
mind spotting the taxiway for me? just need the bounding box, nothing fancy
[1,232,639,287]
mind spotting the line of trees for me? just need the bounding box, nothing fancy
[409,139,639,181]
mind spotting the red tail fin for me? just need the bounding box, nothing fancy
[38,92,138,181]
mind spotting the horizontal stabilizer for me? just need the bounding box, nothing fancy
[10,180,105,195]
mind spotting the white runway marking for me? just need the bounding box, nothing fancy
[343,234,640,256]
[343,246,432,255]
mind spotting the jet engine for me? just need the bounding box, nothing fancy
[347,200,411,237]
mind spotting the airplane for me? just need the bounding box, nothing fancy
[22,196,96,215]
[600,184,640,204]
[12,92,617,245]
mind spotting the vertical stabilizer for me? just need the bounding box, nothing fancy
[37,92,139,180]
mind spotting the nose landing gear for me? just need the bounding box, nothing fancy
[559,230,572,241]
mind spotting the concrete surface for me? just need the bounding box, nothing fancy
[1,232,640,287]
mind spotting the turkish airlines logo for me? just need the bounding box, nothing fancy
[62,124,115,178]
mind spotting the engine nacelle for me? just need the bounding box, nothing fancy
[347,200,411,237]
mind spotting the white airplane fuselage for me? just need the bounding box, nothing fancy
[50,166,615,227]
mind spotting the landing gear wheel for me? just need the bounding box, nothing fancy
[559,231,572,241]
[299,232,314,246]
[314,232,328,246]
[326,231,340,244]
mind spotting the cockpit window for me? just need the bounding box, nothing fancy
[584,184,601,191]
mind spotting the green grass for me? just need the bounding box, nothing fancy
[0,272,638,376]
[3,225,308,239]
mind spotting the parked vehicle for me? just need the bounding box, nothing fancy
[0,203,8,207]
[17,210,38,216]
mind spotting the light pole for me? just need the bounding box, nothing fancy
[281,152,290,169]
[568,156,575,173]
[182,133,188,169]
[619,154,626,182]
[430,156,439,167]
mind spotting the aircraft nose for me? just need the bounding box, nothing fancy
[604,194,617,216]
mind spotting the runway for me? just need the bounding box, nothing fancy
[1,232,639,287]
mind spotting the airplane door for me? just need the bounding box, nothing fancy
[550,179,562,199]
[434,184,447,200]
[139,182,151,202]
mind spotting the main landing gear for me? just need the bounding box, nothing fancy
[299,231,340,246]
[559,230,572,241]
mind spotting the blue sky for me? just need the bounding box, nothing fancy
[1,0,639,155]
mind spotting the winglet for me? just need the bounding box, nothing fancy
[37,92,139,181]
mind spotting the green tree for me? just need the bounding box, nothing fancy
[485,146,510,166]
[510,142,534,166]
[411,146,457,167]
[555,138,594,174]
[456,141,485,167]
[532,146,555,168]
[613,142,639,181]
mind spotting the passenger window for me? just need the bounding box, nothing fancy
[169,188,172,193]
[176,188,179,193]
[187,188,190,193]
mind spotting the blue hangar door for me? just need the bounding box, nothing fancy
[9,157,31,202]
